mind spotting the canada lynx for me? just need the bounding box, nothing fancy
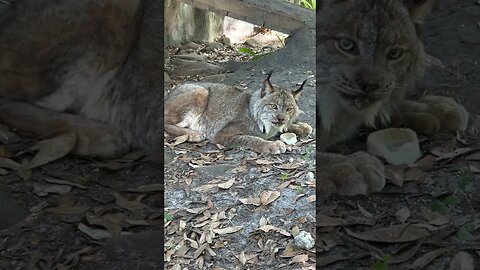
[0,0,162,158]
[317,0,468,196]
[164,72,313,154]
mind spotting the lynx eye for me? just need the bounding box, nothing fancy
[336,38,357,54]
[269,104,278,110]
[286,107,294,112]
[387,48,404,60]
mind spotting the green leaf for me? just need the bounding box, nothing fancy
[164,212,174,221]
[238,47,256,56]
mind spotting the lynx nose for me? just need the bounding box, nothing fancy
[356,69,382,93]
[276,115,286,124]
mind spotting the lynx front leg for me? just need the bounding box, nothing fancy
[317,151,385,196]
[214,129,286,155]
[164,124,205,142]
[0,100,128,158]
[286,122,313,137]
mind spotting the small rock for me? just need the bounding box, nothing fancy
[305,172,314,182]
[220,36,231,45]
[172,53,206,61]
[204,42,223,52]
[170,61,222,76]
[203,74,227,83]
[367,128,421,165]
[280,133,297,145]
[164,72,172,84]
[293,231,315,250]
[181,41,201,50]
[244,38,262,47]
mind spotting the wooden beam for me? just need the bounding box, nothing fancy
[176,0,314,34]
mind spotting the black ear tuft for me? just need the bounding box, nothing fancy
[293,79,307,100]
[263,70,275,94]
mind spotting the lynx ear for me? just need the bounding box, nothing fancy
[404,0,434,25]
[261,70,275,97]
[293,79,307,100]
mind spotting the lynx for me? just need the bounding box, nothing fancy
[0,0,163,158]
[164,72,313,155]
[316,0,468,196]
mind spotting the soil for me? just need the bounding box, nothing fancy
[318,1,480,269]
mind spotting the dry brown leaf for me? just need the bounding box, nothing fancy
[306,195,316,202]
[466,152,480,161]
[259,190,280,205]
[274,163,302,170]
[317,214,345,227]
[239,197,261,206]
[345,224,431,243]
[429,215,450,226]
[193,243,208,259]
[212,226,243,235]
[258,225,291,236]
[24,133,77,170]
[0,157,21,170]
[44,177,86,189]
[254,159,275,165]
[395,207,411,223]
[277,179,295,190]
[191,183,217,193]
[449,251,474,270]
[33,184,72,196]
[217,179,234,189]
[357,203,375,219]
[77,223,112,240]
[126,184,164,193]
[239,251,247,266]
[408,248,451,269]
[170,134,189,146]
[469,165,480,174]
[289,254,309,264]
[390,242,422,264]
[436,148,479,163]
[414,155,437,170]
[113,192,146,212]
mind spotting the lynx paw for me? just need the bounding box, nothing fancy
[73,128,129,159]
[404,112,441,135]
[254,140,287,155]
[288,122,313,137]
[186,131,205,142]
[319,152,385,196]
[420,95,469,132]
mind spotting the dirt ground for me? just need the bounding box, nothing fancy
[317,1,480,269]
[163,25,316,269]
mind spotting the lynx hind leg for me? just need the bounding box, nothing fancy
[318,151,385,196]
[0,100,128,158]
[420,95,469,132]
[164,84,208,142]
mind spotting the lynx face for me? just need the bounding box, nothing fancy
[317,0,431,125]
[251,73,306,136]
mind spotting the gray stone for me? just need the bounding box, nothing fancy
[164,150,175,165]
[199,164,236,176]
[204,42,224,51]
[180,41,201,50]
[203,73,234,83]
[293,231,315,250]
[172,53,206,61]
[0,184,28,230]
[171,61,222,76]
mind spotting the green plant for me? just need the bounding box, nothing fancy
[300,144,315,160]
[456,222,476,240]
[431,195,459,214]
[371,255,390,270]
[300,0,316,10]
[456,167,474,192]
[279,172,289,181]
[237,47,274,62]
[164,212,174,221]
[292,185,304,193]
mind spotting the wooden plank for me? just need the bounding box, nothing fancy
[176,0,314,34]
